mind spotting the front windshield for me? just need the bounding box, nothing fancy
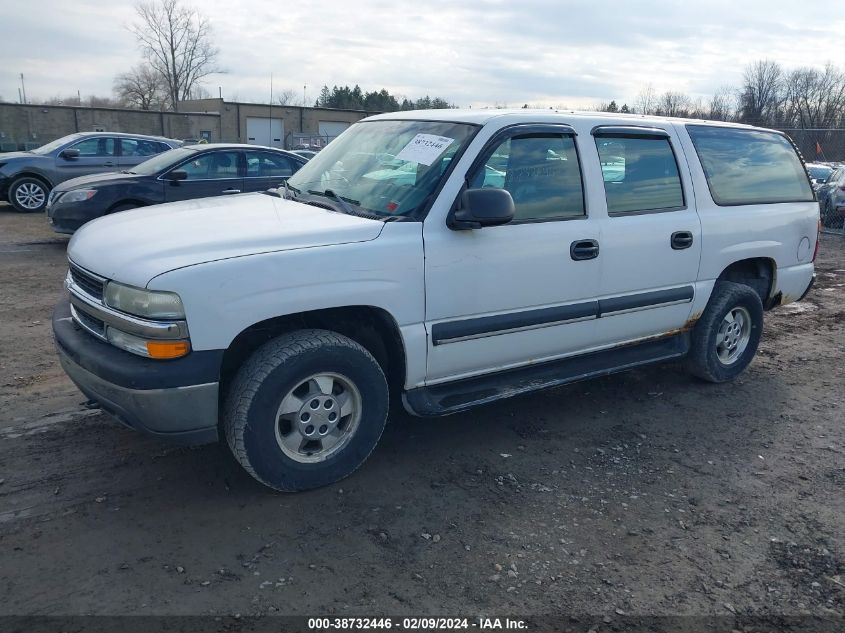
[808,165,833,182]
[286,119,478,218]
[30,133,84,155]
[130,147,198,175]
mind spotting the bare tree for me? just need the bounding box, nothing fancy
[634,84,657,114]
[656,91,692,117]
[784,64,845,129]
[114,64,166,110]
[707,86,736,121]
[130,0,221,111]
[738,60,783,126]
[276,89,302,106]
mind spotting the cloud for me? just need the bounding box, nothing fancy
[1,0,844,108]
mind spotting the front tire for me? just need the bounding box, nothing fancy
[686,281,764,383]
[223,329,388,492]
[9,176,49,213]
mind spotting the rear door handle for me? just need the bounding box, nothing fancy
[222,189,241,194]
[104,161,115,167]
[671,231,694,250]
[570,239,600,261]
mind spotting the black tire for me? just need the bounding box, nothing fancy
[686,281,764,383]
[224,329,388,492]
[8,176,50,213]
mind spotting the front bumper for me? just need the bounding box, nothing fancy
[53,297,222,445]
[47,195,102,234]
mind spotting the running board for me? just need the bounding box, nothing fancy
[403,334,690,417]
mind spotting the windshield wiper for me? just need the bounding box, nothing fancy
[307,189,364,217]
[283,180,298,200]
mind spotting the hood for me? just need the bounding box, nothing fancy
[55,171,141,191]
[68,193,385,288]
[0,151,48,164]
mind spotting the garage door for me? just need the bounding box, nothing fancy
[246,117,284,148]
[318,121,350,141]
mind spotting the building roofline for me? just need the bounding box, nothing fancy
[0,101,220,116]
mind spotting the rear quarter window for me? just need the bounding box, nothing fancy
[686,125,814,206]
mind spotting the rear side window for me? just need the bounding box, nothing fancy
[594,135,684,215]
[686,125,814,205]
[70,137,116,157]
[468,133,585,222]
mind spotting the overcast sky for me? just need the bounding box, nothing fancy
[1,0,844,108]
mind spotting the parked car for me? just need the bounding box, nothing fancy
[805,162,834,190]
[54,110,818,492]
[0,132,181,213]
[291,149,318,160]
[47,144,307,234]
[816,165,845,229]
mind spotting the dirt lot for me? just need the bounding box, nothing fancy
[1,206,843,624]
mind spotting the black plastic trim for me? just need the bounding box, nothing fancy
[598,286,694,316]
[591,125,670,139]
[431,285,695,345]
[431,300,598,345]
[406,333,690,416]
[53,297,223,390]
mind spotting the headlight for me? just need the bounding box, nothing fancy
[103,282,185,319]
[107,327,190,359]
[60,189,98,203]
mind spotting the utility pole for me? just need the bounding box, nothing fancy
[303,84,307,107]
[19,73,27,104]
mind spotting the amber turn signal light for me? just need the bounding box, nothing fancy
[146,340,191,359]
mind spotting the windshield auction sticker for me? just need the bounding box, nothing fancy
[395,134,455,165]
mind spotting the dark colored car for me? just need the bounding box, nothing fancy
[0,132,181,212]
[806,162,834,190]
[817,165,845,229]
[46,144,307,234]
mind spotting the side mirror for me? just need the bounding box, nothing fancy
[449,187,515,230]
[166,169,188,182]
[60,148,80,160]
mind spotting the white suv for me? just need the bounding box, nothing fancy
[54,110,819,491]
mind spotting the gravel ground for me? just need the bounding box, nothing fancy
[1,207,843,625]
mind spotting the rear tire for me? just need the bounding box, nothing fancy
[686,281,763,383]
[223,329,389,492]
[9,176,49,213]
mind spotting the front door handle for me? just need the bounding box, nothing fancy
[222,189,241,194]
[671,231,694,250]
[104,161,115,167]
[570,239,600,261]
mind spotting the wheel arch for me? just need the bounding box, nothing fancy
[10,171,54,189]
[108,199,147,213]
[716,257,777,309]
[219,305,407,402]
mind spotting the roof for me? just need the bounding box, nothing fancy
[181,142,298,152]
[68,131,181,143]
[365,108,764,131]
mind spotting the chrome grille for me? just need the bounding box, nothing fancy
[70,303,106,339]
[69,263,104,300]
